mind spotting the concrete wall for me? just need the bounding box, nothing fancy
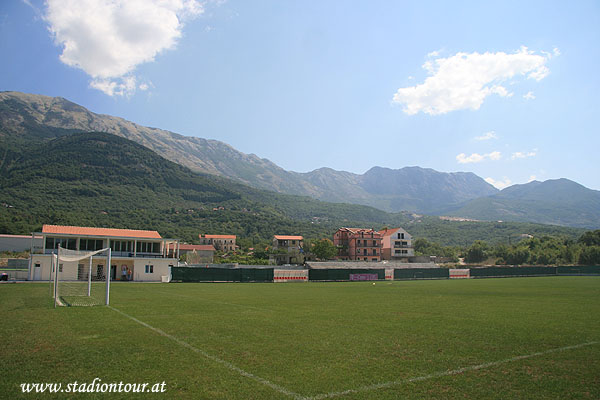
[0,235,41,252]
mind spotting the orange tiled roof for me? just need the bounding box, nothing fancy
[379,228,400,237]
[274,235,303,240]
[202,234,237,239]
[42,225,162,239]
[179,244,215,251]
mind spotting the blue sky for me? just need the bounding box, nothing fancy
[1,0,599,190]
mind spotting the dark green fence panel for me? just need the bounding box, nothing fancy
[393,268,449,280]
[308,269,385,281]
[469,267,556,278]
[557,266,600,275]
[240,268,274,282]
[171,267,274,282]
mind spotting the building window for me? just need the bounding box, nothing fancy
[372,240,377,247]
[372,249,377,255]
[137,242,160,254]
[145,265,154,273]
[46,237,77,250]
[80,239,103,251]
[111,240,132,253]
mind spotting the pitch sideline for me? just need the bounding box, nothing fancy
[306,341,599,399]
[108,306,304,400]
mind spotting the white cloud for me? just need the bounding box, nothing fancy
[392,46,556,115]
[90,75,137,97]
[485,177,512,190]
[456,151,502,164]
[511,150,537,159]
[528,175,537,182]
[523,91,535,100]
[474,131,497,141]
[44,0,204,96]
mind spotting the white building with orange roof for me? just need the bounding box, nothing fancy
[199,234,237,252]
[378,227,414,260]
[270,235,304,265]
[29,225,179,282]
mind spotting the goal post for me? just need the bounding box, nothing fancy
[54,246,112,307]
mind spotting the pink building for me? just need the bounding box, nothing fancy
[333,228,382,262]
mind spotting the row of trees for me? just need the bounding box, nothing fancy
[211,230,600,266]
[415,230,600,266]
[213,238,339,265]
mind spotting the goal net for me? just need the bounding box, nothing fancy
[53,246,112,307]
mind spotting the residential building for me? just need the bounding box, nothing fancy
[333,228,382,262]
[178,244,215,263]
[199,234,237,252]
[29,225,179,282]
[379,227,414,260]
[270,235,304,265]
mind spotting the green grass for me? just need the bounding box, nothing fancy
[1,277,599,399]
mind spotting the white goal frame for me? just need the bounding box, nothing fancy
[53,246,112,307]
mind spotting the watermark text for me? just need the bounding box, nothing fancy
[20,378,166,394]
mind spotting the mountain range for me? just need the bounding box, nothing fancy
[0,130,584,247]
[1,91,599,229]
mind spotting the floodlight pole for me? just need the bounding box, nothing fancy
[88,255,93,297]
[105,248,111,305]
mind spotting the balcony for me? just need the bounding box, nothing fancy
[37,249,168,258]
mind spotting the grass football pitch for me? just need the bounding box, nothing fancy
[1,277,599,399]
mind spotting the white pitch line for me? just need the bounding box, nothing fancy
[306,341,599,400]
[108,306,304,400]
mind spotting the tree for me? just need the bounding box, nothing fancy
[505,247,531,265]
[578,230,600,246]
[578,246,600,265]
[311,239,338,260]
[465,240,489,263]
